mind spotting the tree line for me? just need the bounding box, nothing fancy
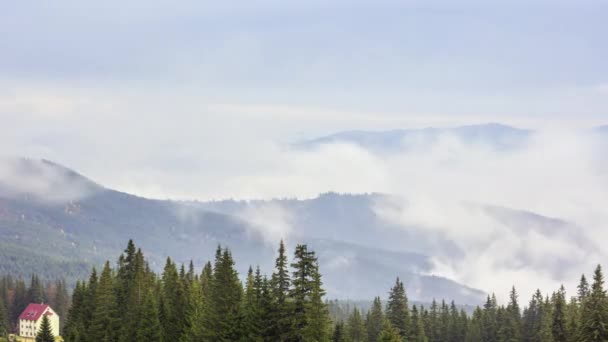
[2,239,608,341]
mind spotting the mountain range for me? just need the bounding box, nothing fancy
[1,123,605,304]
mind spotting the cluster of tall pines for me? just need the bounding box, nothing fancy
[62,240,331,342]
[2,239,608,342]
[0,274,69,336]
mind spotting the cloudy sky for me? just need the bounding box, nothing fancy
[2,0,608,299]
[1,0,607,199]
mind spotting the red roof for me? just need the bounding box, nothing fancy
[19,304,50,321]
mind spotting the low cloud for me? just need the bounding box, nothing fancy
[0,158,99,204]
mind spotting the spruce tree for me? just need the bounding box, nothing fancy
[499,286,522,342]
[347,307,367,342]
[290,244,317,341]
[367,297,384,342]
[204,247,243,341]
[578,274,590,302]
[303,262,331,342]
[332,321,347,342]
[466,308,483,342]
[0,294,7,337]
[410,305,429,342]
[180,279,206,342]
[36,314,55,342]
[481,294,498,342]
[240,266,263,342]
[271,240,292,341]
[552,286,567,342]
[579,264,608,341]
[89,261,118,342]
[386,277,410,339]
[160,257,185,342]
[135,289,162,342]
[378,319,402,342]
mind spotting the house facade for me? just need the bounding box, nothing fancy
[19,303,60,339]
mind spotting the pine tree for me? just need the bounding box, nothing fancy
[367,297,384,342]
[332,321,347,342]
[271,240,292,341]
[204,246,243,341]
[347,307,367,342]
[28,274,45,304]
[303,261,331,342]
[579,265,608,341]
[89,261,118,342]
[135,289,162,342]
[578,274,590,302]
[466,308,483,342]
[180,278,206,342]
[378,319,402,342]
[0,294,7,337]
[386,277,410,339]
[552,286,567,342]
[160,257,185,342]
[36,314,55,342]
[481,294,498,342]
[499,286,522,342]
[290,244,317,341]
[410,305,429,342]
[240,266,263,342]
[64,281,86,341]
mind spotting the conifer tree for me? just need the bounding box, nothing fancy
[180,278,206,342]
[378,319,402,342]
[271,240,292,341]
[204,247,243,341]
[160,257,185,342]
[347,307,367,342]
[135,289,162,342]
[240,266,263,342]
[578,274,590,302]
[466,308,483,342]
[64,281,86,340]
[332,321,347,342]
[36,314,55,342]
[386,277,410,339]
[411,305,429,342]
[579,265,608,341]
[481,294,498,342]
[0,294,7,337]
[89,261,118,342]
[290,244,317,341]
[498,286,522,342]
[303,261,331,342]
[28,274,45,304]
[367,297,384,342]
[552,286,567,342]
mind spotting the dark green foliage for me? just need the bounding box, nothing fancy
[332,321,347,342]
[4,239,608,342]
[135,290,162,342]
[0,294,7,337]
[367,297,384,342]
[204,246,243,341]
[579,265,608,341]
[347,307,367,342]
[36,314,55,342]
[89,261,118,342]
[378,319,402,342]
[386,277,410,339]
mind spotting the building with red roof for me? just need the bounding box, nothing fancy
[19,303,60,339]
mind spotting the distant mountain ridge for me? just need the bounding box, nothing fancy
[296,123,534,153]
[0,158,485,303]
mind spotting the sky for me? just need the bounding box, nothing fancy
[2,0,608,300]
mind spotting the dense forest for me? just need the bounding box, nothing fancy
[1,240,608,342]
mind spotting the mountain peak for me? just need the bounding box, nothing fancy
[0,157,101,203]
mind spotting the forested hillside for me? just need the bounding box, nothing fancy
[0,158,483,303]
[1,239,607,342]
